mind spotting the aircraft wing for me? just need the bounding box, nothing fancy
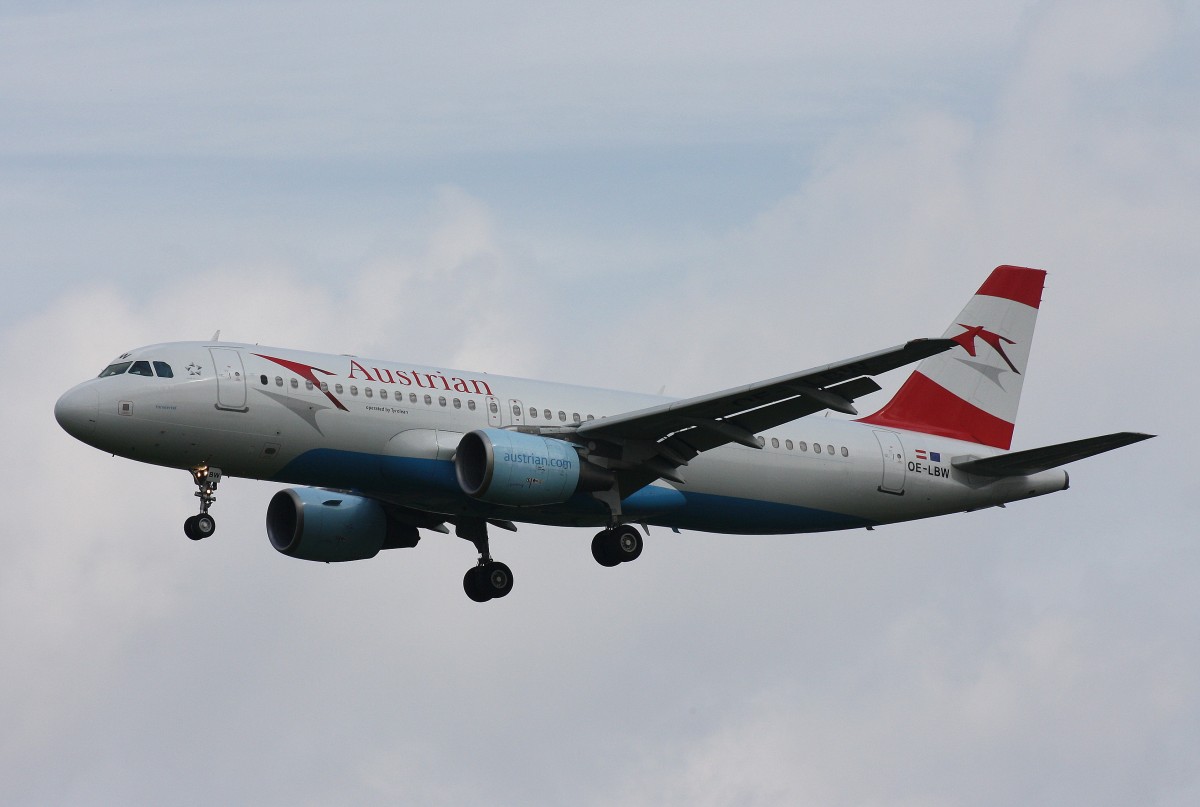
[572,338,955,486]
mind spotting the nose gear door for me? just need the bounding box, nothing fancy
[210,348,248,411]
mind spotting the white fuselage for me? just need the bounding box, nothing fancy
[55,341,1069,534]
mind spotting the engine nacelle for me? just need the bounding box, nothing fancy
[456,428,608,506]
[266,487,418,563]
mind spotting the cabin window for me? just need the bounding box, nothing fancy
[814,443,822,454]
[410,393,417,404]
[827,445,835,456]
[513,404,521,416]
[529,408,538,419]
[153,362,174,378]
[841,446,849,457]
[786,439,794,450]
[573,413,581,423]
[467,400,476,411]
[453,398,461,409]
[365,387,373,398]
[277,377,285,387]
[99,362,132,377]
[544,409,552,420]
[305,380,313,391]
[350,386,358,396]
[558,411,566,422]
[798,441,808,452]
[260,375,269,385]
[587,414,595,420]
[439,396,447,407]
[757,436,766,448]
[380,389,388,400]
[128,360,153,377]
[290,378,298,389]
[424,394,432,405]
[769,438,778,448]
[489,400,499,414]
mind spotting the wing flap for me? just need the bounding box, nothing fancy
[664,376,883,455]
[952,432,1154,477]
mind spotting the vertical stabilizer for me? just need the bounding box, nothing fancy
[858,266,1046,449]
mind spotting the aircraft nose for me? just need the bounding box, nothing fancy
[55,385,99,439]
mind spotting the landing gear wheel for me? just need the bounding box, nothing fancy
[613,525,643,562]
[592,530,621,567]
[463,562,514,602]
[457,519,514,602]
[464,566,492,602]
[184,513,216,540]
[482,561,514,598]
[194,513,215,538]
[593,526,644,566]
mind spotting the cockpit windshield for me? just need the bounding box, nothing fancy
[98,359,175,378]
[99,362,132,377]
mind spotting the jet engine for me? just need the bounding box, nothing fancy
[455,428,612,506]
[266,487,419,563]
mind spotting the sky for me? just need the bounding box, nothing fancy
[2,1,1197,804]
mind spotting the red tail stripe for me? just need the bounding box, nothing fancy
[858,372,1015,449]
[977,266,1046,309]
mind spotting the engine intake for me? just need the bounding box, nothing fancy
[455,428,611,506]
[266,488,418,563]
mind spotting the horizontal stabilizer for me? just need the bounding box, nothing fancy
[952,432,1154,477]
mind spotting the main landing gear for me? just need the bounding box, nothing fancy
[458,520,513,603]
[184,466,222,541]
[591,524,644,567]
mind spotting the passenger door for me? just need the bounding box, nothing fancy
[210,348,248,411]
[873,430,906,494]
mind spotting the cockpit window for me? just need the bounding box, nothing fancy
[99,362,132,377]
[128,360,153,376]
[153,361,174,378]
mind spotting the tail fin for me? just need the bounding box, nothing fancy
[858,265,1046,449]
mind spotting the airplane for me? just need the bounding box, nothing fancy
[54,266,1152,602]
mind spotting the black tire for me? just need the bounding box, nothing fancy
[464,566,491,602]
[591,530,621,567]
[183,516,201,540]
[613,525,643,562]
[482,561,514,598]
[194,513,216,538]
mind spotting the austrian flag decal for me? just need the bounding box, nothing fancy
[914,449,942,462]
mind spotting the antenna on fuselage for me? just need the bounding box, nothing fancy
[211,330,220,342]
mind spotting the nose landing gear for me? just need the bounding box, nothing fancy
[184,466,222,541]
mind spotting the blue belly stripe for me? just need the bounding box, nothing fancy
[273,448,872,534]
